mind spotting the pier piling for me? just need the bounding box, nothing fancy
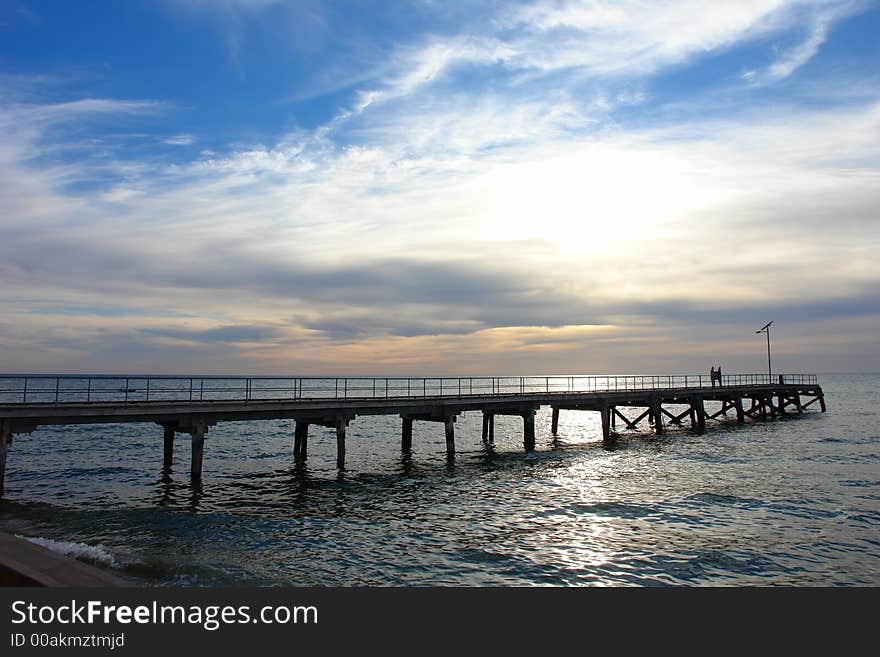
[163,424,175,470]
[694,397,706,434]
[336,418,347,469]
[652,400,665,435]
[523,410,536,450]
[294,421,309,459]
[479,411,495,443]
[445,417,455,456]
[600,405,612,444]
[402,417,413,452]
[191,423,206,480]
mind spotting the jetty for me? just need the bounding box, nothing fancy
[0,373,825,495]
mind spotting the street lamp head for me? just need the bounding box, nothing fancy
[757,321,773,332]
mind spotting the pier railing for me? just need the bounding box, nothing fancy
[0,373,819,405]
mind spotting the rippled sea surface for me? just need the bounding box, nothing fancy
[1,374,877,586]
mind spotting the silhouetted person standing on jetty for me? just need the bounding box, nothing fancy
[710,366,716,387]
[716,365,723,387]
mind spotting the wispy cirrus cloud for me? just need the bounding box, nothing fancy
[337,0,863,123]
[0,98,162,126]
[162,133,195,146]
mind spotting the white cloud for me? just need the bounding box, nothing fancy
[0,98,162,128]
[163,133,195,146]
[99,187,146,204]
[5,94,879,313]
[351,1,856,104]
[767,15,829,80]
[2,0,878,372]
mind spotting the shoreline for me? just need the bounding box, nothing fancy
[0,532,129,587]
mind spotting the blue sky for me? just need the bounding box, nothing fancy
[1,0,879,374]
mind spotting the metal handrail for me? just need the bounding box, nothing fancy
[0,373,819,405]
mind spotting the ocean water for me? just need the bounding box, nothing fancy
[0,373,877,586]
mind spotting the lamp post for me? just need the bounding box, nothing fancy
[756,321,773,382]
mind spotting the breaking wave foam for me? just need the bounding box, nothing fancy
[17,535,118,568]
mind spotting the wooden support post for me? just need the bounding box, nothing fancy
[734,398,745,424]
[191,423,206,481]
[301,422,310,458]
[336,418,347,469]
[523,411,536,451]
[694,397,706,434]
[689,405,697,429]
[402,417,413,452]
[652,401,664,435]
[482,412,489,442]
[444,417,455,456]
[0,421,12,498]
[551,407,560,435]
[777,391,787,416]
[600,405,612,444]
[610,405,617,429]
[294,421,310,459]
[794,394,803,414]
[163,425,175,470]
[488,413,495,443]
[819,392,827,413]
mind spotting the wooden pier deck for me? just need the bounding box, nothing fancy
[0,374,825,495]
